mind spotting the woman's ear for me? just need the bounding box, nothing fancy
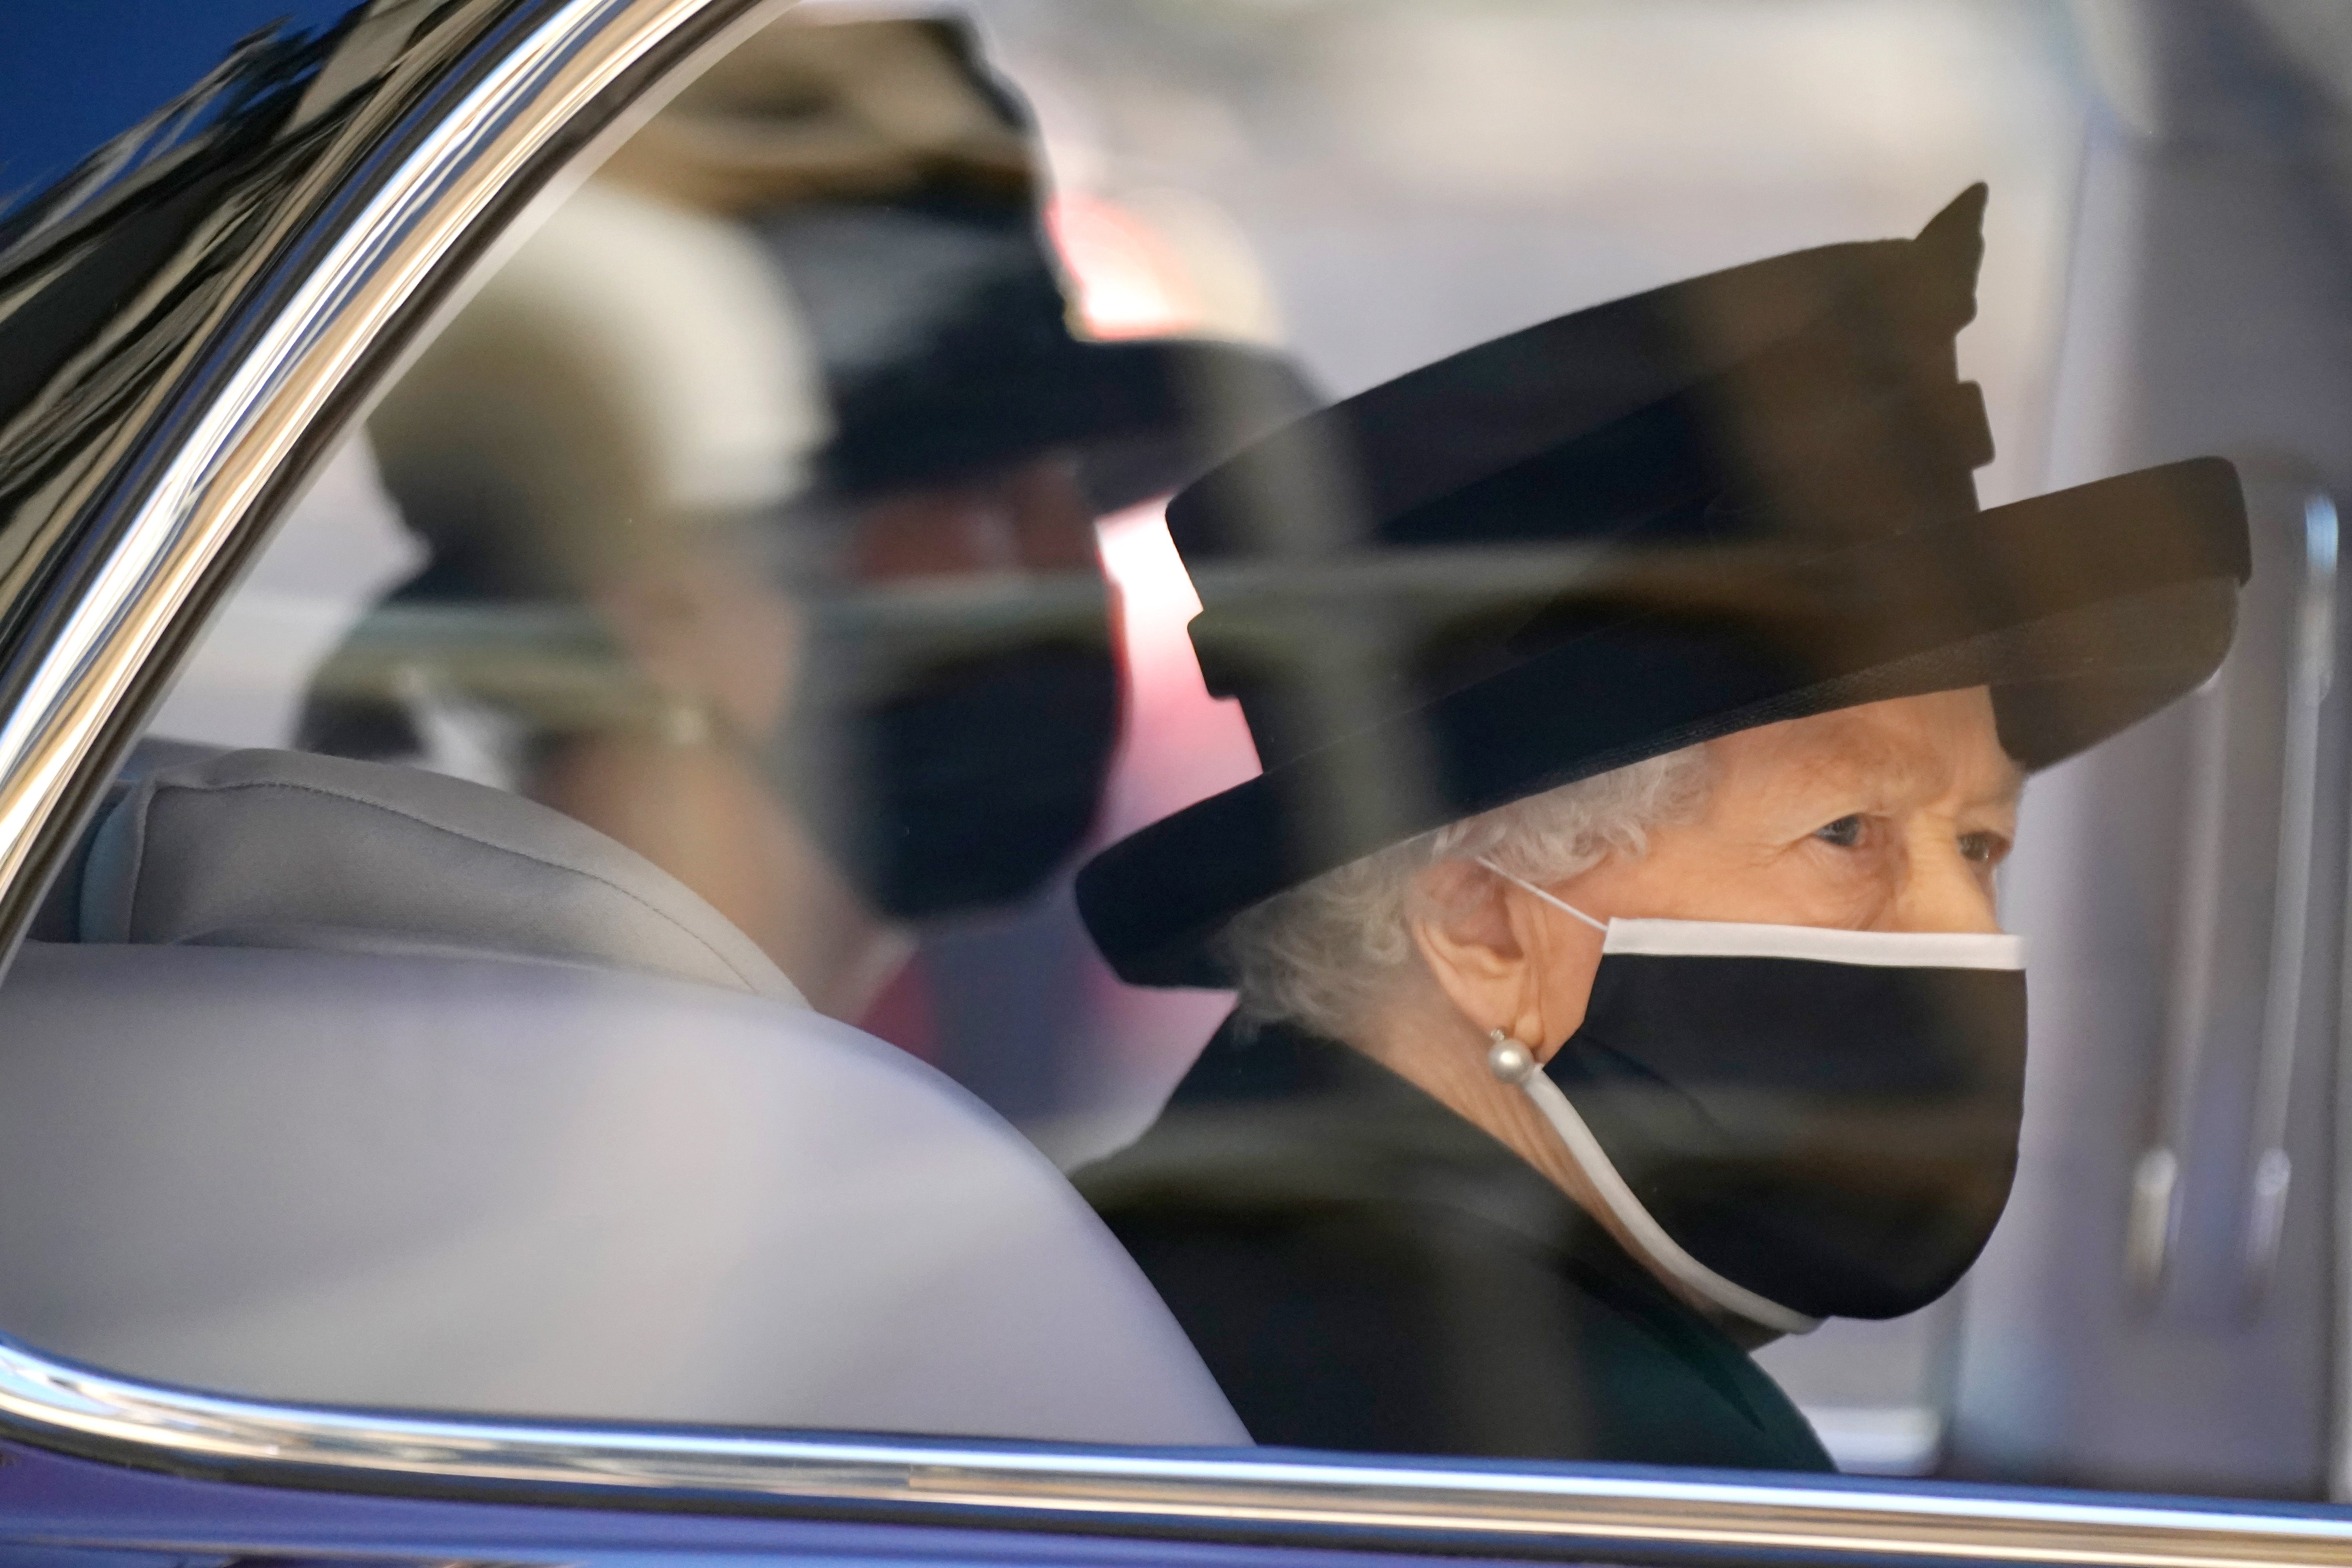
[1410,860,1535,1042]
[1409,861,1602,1055]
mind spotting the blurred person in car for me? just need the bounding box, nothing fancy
[298,15,1310,1018]
[1074,187,2249,1469]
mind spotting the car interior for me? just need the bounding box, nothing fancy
[0,735,1245,1441]
[4,0,2352,1515]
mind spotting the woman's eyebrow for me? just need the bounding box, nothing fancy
[1782,742,2021,811]
[1786,741,1936,800]
[1966,758,2027,809]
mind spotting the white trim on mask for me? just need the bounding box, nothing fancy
[1475,859,2025,970]
[1603,919,2024,970]
[1504,1058,1824,1338]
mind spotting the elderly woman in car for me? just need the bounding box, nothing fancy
[1075,187,2250,1470]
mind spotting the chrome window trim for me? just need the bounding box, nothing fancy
[5,1344,2352,1567]
[0,2,2347,1563]
[0,0,763,942]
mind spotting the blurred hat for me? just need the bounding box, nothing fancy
[603,13,1316,513]
[317,14,1314,759]
[1077,186,2251,987]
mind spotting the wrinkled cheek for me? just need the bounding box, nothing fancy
[1892,837,2005,935]
[1534,944,1605,1053]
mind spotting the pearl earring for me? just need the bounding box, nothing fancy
[1487,1028,1535,1083]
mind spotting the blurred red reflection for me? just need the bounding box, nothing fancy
[1049,192,1201,339]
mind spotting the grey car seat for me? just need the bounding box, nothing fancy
[0,744,1247,1443]
[34,742,803,997]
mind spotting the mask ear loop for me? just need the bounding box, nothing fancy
[1472,861,1822,1338]
[1475,857,1609,933]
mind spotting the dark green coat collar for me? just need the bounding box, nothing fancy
[1081,1014,1835,1472]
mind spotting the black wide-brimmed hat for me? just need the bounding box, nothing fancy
[1078,187,2250,988]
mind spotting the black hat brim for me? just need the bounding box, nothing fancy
[1078,457,2248,987]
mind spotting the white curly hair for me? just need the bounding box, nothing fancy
[1213,744,1719,1040]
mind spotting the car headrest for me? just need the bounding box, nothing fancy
[63,745,802,1005]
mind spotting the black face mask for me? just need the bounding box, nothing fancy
[768,599,1122,921]
[1483,866,2026,1332]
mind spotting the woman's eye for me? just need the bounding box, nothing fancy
[1959,830,2007,864]
[1813,815,1866,848]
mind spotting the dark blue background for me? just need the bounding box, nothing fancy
[0,1,358,212]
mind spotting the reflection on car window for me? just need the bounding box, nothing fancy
[28,0,2351,1505]
[0,0,356,230]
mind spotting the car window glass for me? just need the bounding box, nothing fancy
[13,0,2351,1508]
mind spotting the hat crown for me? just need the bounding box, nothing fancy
[1170,187,1997,773]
